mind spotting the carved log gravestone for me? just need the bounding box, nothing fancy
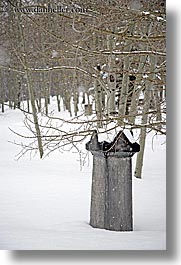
[86,130,140,231]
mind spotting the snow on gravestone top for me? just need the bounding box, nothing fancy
[95,128,135,143]
[86,129,140,156]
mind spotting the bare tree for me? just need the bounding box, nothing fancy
[0,0,166,177]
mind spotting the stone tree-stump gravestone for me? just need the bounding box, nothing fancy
[86,130,140,231]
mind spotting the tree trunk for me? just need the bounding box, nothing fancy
[36,97,42,113]
[15,10,44,158]
[44,90,49,116]
[128,54,147,124]
[27,99,30,113]
[0,70,5,113]
[73,91,79,116]
[85,91,92,116]
[94,80,103,127]
[154,90,162,131]
[118,56,130,119]
[26,70,44,158]
[56,94,61,112]
[118,25,134,125]
[135,55,156,178]
[107,30,116,115]
[63,89,72,116]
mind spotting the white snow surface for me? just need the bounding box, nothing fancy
[0,106,166,250]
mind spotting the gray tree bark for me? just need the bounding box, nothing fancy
[135,55,156,178]
[17,11,44,158]
[107,33,116,115]
[94,80,103,128]
[118,25,134,124]
[26,70,44,158]
[128,54,147,124]
[0,70,5,113]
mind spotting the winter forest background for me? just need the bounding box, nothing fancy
[0,0,166,250]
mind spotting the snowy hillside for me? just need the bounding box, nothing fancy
[0,106,166,250]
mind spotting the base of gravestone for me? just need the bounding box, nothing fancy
[86,130,140,232]
[90,152,132,232]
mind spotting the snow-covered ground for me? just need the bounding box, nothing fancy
[0,105,166,250]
